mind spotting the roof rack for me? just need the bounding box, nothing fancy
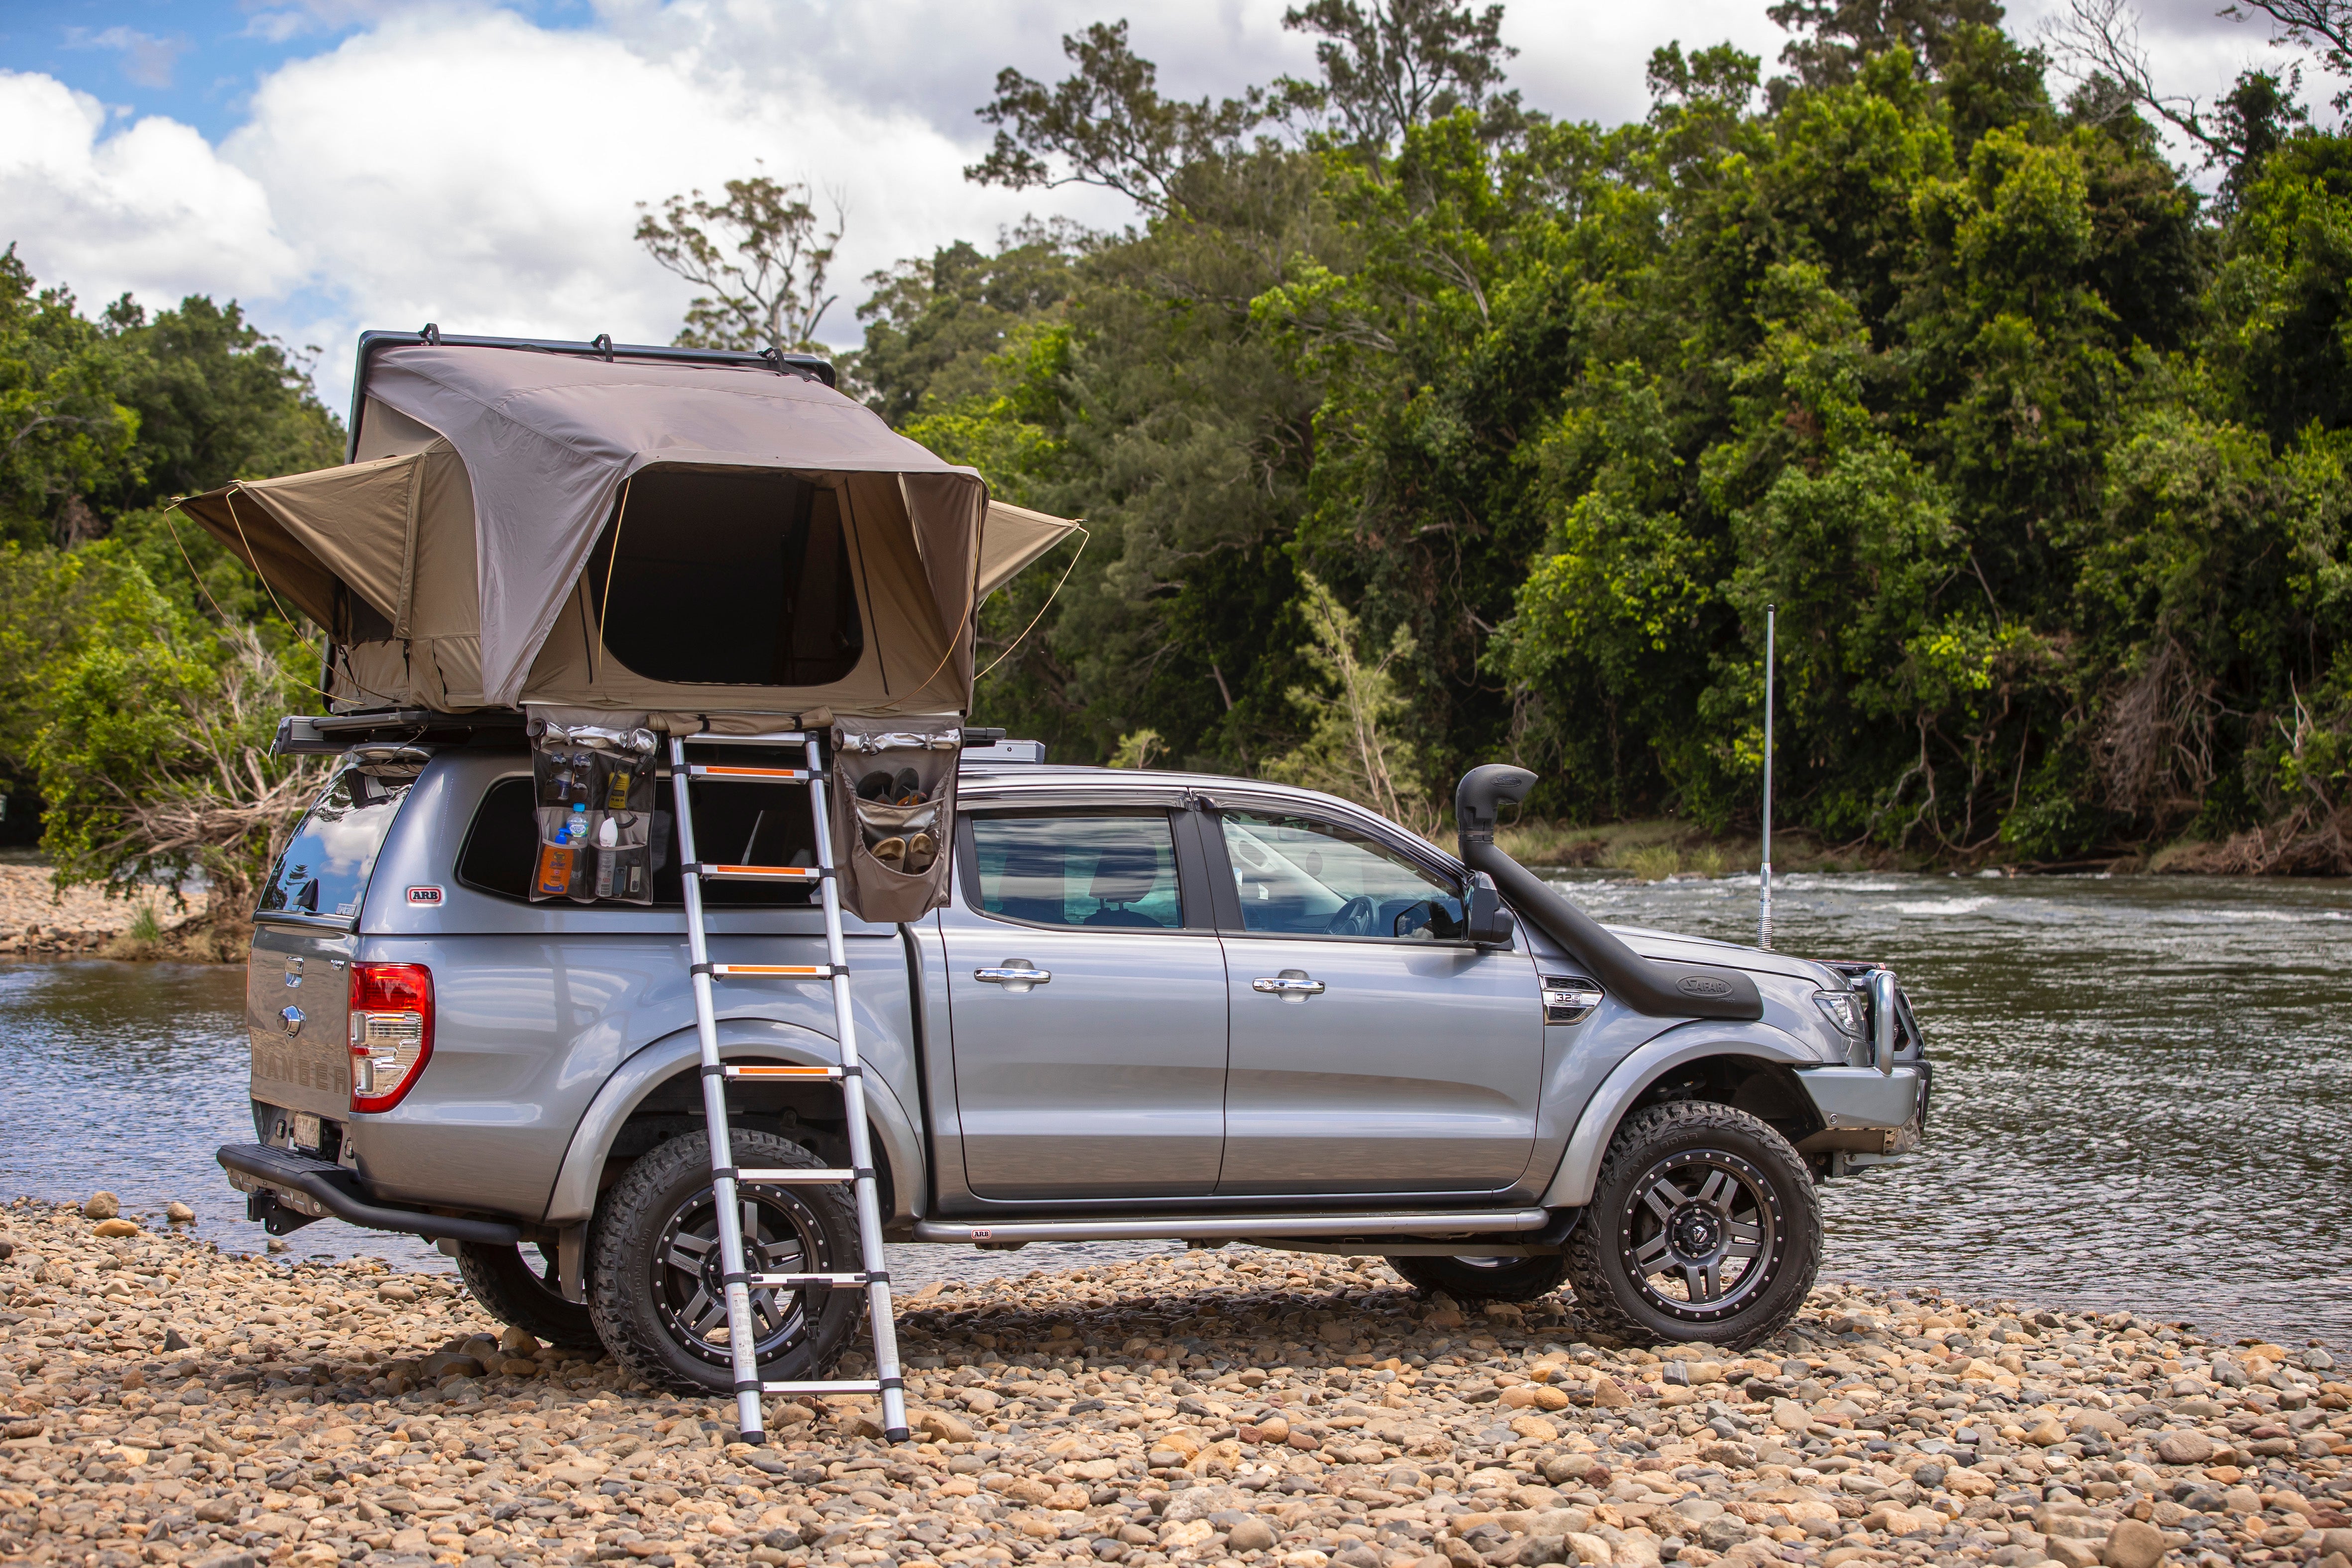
[274,709,527,757]
[345,328,837,463]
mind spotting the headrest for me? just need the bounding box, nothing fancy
[1089,842,1161,905]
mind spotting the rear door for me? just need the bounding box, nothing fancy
[939,806,1229,1201]
[1210,806,1543,1197]
[248,763,418,1149]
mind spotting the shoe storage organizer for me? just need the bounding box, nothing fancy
[528,720,659,903]
[828,715,961,922]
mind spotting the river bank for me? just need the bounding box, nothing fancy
[0,866,215,961]
[0,1199,2343,1568]
[1488,822,2295,882]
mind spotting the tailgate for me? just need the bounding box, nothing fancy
[247,923,356,1117]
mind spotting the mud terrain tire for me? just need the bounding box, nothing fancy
[455,1241,600,1350]
[587,1130,862,1395]
[1563,1101,1819,1349]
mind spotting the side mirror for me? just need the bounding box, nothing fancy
[1464,872,1515,947]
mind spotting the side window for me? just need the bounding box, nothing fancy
[967,813,1182,930]
[1220,811,1464,940]
[259,767,415,919]
[457,776,818,907]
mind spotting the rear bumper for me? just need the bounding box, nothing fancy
[217,1143,522,1246]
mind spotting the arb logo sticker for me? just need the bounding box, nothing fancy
[406,886,445,905]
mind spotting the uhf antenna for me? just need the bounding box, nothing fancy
[1761,603,1775,950]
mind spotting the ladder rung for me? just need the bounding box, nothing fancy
[723,1063,843,1079]
[760,1379,883,1394]
[687,863,821,882]
[682,731,809,747]
[685,764,817,783]
[747,1272,879,1287]
[708,964,835,978]
[738,1168,858,1183]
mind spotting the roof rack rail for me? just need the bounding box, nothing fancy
[345,329,837,462]
[275,709,527,757]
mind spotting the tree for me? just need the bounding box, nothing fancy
[1263,572,1432,828]
[2226,0,2352,112]
[966,21,1269,212]
[1278,0,1523,152]
[97,293,343,511]
[845,221,1081,423]
[1769,0,2009,95]
[635,171,846,353]
[0,246,140,548]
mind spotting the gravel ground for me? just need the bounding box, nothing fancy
[0,1200,2345,1568]
[0,869,209,958]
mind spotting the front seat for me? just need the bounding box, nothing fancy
[1082,843,1164,927]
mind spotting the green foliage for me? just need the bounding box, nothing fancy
[0,247,139,545]
[1262,573,1432,828]
[0,248,343,899]
[866,0,2352,868]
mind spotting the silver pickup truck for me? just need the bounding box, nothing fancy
[221,723,1928,1395]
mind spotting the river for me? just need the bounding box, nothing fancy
[0,869,2343,1351]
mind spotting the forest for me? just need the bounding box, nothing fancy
[8,0,2352,936]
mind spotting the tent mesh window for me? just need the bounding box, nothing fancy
[584,465,864,687]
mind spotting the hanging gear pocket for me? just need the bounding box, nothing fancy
[528,720,659,904]
[828,715,961,923]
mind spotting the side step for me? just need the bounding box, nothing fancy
[911,1208,1551,1244]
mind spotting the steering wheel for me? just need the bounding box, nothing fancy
[1326,896,1376,936]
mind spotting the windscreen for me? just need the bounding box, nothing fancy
[583,465,864,687]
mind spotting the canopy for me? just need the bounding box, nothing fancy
[176,343,1080,720]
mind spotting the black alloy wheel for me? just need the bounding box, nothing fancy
[587,1130,861,1394]
[1563,1101,1819,1349]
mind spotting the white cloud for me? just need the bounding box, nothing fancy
[214,4,1129,392]
[0,70,302,310]
[63,26,194,90]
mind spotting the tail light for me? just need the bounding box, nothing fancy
[350,962,433,1112]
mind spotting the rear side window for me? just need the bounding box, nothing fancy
[458,776,818,907]
[583,466,864,687]
[259,768,415,919]
[967,813,1181,930]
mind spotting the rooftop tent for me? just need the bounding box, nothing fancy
[175,339,1081,723]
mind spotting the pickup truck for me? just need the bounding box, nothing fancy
[219,720,1928,1395]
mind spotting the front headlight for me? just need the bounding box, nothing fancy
[1813,988,1864,1037]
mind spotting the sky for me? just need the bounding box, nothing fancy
[0,0,2305,419]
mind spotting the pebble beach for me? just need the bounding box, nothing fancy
[0,869,210,959]
[0,1201,2343,1568]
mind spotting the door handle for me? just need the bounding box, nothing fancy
[1252,972,1325,997]
[975,961,1051,994]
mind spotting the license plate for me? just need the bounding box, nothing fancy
[289,1113,322,1152]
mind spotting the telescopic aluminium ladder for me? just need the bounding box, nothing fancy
[668,729,910,1446]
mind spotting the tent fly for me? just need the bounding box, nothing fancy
[176,333,1078,731]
